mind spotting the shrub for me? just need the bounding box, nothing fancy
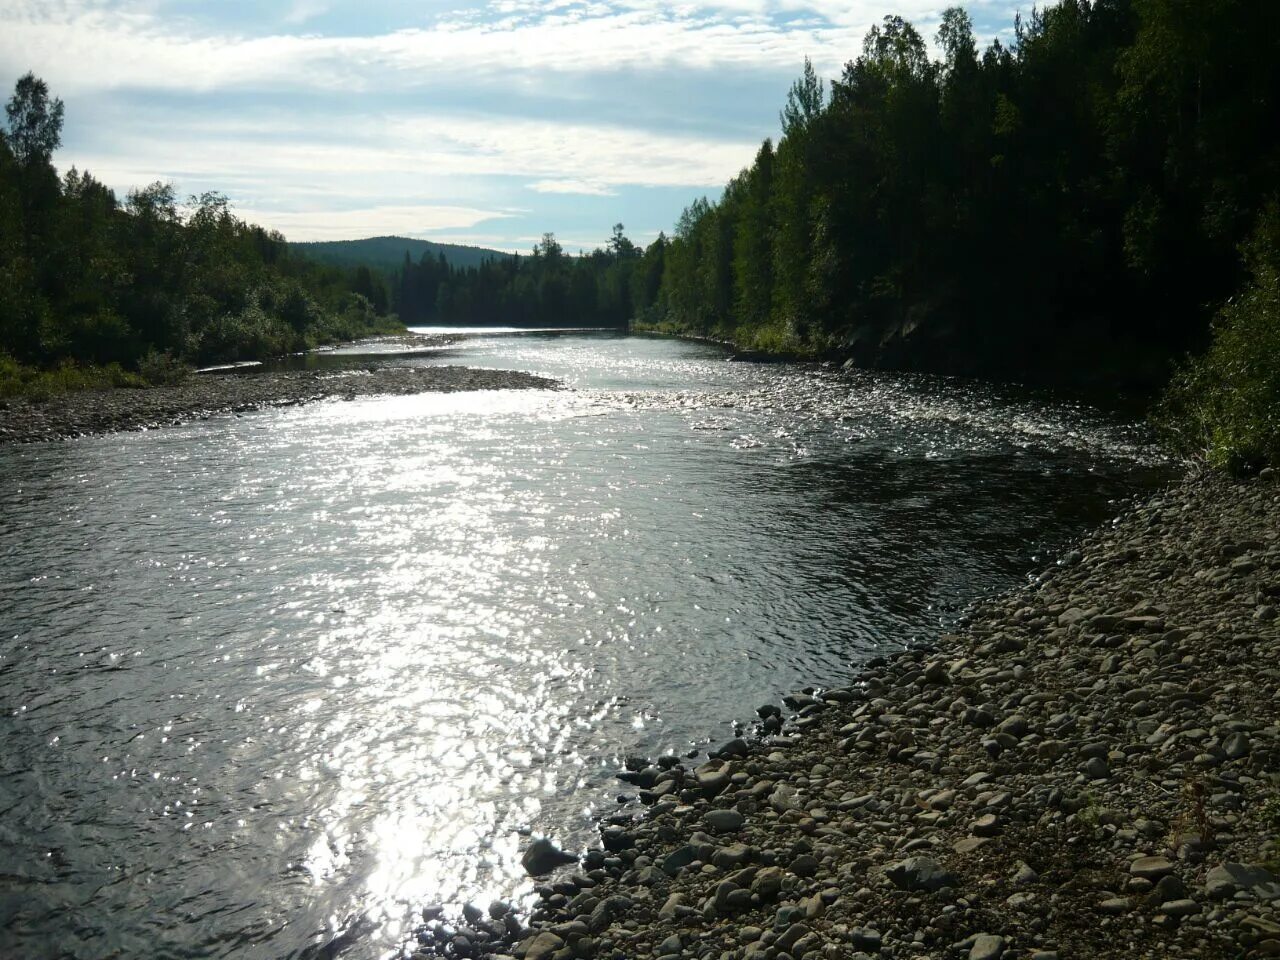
[0,353,144,399]
[1158,203,1280,473]
[137,350,191,386]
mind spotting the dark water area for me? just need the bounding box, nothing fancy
[0,332,1176,959]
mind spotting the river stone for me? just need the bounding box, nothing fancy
[850,928,883,951]
[971,813,1000,837]
[1205,863,1280,900]
[694,759,733,795]
[521,838,576,876]
[1130,856,1175,881]
[705,809,745,833]
[775,921,811,954]
[712,843,752,869]
[600,825,634,852]
[770,783,802,813]
[519,931,565,960]
[751,866,785,899]
[1223,732,1251,758]
[661,845,697,876]
[1013,862,1039,886]
[970,934,1007,960]
[884,856,955,892]
[1082,756,1110,780]
[790,853,820,877]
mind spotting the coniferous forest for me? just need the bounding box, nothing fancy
[643,2,1279,386]
[1,0,1278,465]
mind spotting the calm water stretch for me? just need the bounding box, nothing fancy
[0,332,1173,960]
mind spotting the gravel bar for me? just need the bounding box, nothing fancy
[411,469,1280,960]
[0,364,560,444]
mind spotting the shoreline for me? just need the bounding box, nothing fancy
[0,362,560,445]
[411,470,1280,960]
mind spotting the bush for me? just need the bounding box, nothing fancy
[0,353,144,399]
[194,299,297,364]
[137,350,191,386]
[1157,203,1280,473]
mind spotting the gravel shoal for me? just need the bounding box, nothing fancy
[412,470,1280,960]
[0,364,560,444]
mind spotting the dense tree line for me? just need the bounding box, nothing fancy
[393,225,648,329]
[640,0,1280,389]
[0,73,398,381]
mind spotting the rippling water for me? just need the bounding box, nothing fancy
[0,333,1172,959]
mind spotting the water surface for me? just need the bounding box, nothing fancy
[0,333,1172,959]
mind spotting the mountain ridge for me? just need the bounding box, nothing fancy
[290,236,513,273]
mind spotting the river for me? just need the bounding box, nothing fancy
[0,331,1173,959]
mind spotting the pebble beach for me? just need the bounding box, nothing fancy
[0,364,560,444]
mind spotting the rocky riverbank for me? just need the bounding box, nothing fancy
[410,469,1280,960]
[0,364,559,444]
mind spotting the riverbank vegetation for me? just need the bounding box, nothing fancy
[0,74,402,394]
[1157,204,1280,473]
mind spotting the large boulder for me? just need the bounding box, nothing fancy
[1205,863,1280,901]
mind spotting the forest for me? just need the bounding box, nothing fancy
[0,73,401,391]
[392,226,645,329]
[642,1,1278,384]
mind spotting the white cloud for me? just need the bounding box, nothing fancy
[527,180,618,196]
[70,108,754,201]
[0,0,1017,96]
[233,202,514,240]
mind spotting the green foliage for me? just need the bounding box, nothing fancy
[0,73,405,379]
[0,353,143,400]
[137,350,190,386]
[5,72,63,166]
[1158,203,1280,472]
[643,0,1280,396]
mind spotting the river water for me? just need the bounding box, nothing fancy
[0,332,1172,960]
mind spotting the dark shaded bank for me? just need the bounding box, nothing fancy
[406,469,1280,960]
[0,364,560,444]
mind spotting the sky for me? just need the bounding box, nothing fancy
[0,0,1022,253]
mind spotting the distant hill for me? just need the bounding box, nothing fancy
[290,236,513,273]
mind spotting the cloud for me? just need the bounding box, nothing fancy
[70,108,755,201]
[0,0,1018,97]
[234,203,515,241]
[527,180,618,196]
